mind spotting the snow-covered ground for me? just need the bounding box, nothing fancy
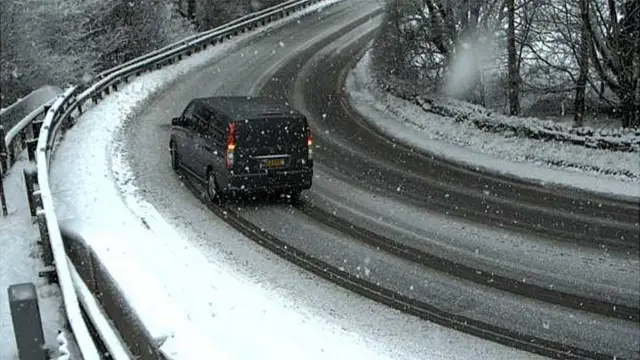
[46,2,407,359]
[0,152,80,360]
[42,1,546,359]
[46,7,417,360]
[347,51,640,200]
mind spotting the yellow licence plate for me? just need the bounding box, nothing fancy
[263,158,285,168]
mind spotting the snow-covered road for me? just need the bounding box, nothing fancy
[45,0,547,359]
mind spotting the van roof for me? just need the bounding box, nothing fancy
[194,96,304,121]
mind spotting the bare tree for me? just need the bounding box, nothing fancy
[507,0,520,115]
[0,0,52,104]
[574,0,590,127]
[191,0,288,30]
[81,0,189,71]
[195,0,251,30]
[371,0,506,97]
[371,0,418,84]
[586,0,640,127]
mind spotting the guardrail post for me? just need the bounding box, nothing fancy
[27,139,38,163]
[8,283,47,360]
[8,139,16,166]
[0,125,7,173]
[18,130,28,155]
[24,167,38,217]
[37,211,55,271]
[20,131,27,148]
[32,119,44,140]
[0,170,7,216]
[64,115,74,131]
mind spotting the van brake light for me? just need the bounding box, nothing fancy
[307,128,313,160]
[226,122,237,169]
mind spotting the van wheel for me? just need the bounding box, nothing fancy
[170,142,179,171]
[207,170,221,203]
[286,189,302,203]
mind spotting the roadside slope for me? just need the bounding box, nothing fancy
[347,51,640,201]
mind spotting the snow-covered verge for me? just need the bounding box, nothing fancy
[409,96,640,153]
[0,152,81,360]
[347,51,640,199]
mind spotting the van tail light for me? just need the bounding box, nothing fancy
[226,122,237,169]
[307,128,313,160]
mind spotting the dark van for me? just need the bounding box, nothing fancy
[169,96,313,202]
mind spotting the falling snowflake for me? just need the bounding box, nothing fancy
[542,320,550,330]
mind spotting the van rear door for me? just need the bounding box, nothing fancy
[235,116,309,173]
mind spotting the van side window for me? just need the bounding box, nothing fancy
[209,110,225,144]
[182,103,196,130]
[193,106,212,137]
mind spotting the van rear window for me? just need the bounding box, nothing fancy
[236,117,307,152]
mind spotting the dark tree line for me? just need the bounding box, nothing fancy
[177,0,288,30]
[0,0,195,105]
[1,0,285,106]
[371,0,640,128]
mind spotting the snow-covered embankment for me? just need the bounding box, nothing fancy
[346,51,640,200]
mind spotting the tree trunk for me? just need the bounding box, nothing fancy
[618,0,640,128]
[507,0,520,115]
[574,0,590,127]
[187,0,196,20]
[621,85,640,128]
[621,94,632,128]
[629,0,640,128]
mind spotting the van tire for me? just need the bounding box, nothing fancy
[206,170,222,203]
[285,189,302,203]
[170,142,179,171]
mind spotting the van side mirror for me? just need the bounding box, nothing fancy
[171,117,181,126]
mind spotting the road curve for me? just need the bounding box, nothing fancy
[246,14,638,358]
[117,1,640,359]
[275,28,640,253]
[183,174,639,360]
[258,4,639,315]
